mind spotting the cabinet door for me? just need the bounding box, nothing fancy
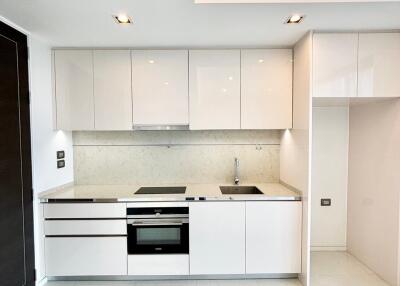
[189,50,240,130]
[54,50,94,130]
[132,50,189,126]
[358,33,400,98]
[45,237,127,276]
[246,201,302,274]
[189,202,245,275]
[241,49,293,129]
[313,33,358,98]
[93,50,132,130]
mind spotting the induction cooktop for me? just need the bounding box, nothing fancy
[135,186,187,194]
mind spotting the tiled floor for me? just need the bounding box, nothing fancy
[42,252,389,286]
[311,251,389,286]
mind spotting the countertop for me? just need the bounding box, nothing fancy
[39,183,301,202]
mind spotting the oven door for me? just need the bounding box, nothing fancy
[127,218,189,254]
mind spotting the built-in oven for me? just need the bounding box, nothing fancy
[127,206,189,254]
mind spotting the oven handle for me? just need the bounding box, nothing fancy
[127,219,188,226]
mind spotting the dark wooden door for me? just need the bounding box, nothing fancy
[0,21,35,286]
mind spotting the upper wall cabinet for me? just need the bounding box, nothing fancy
[313,33,358,98]
[241,49,293,129]
[189,50,241,130]
[358,33,400,98]
[54,50,132,130]
[54,50,95,130]
[93,50,132,130]
[132,50,189,127]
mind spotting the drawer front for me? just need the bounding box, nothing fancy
[45,237,127,276]
[45,220,127,236]
[44,203,126,218]
[128,255,189,275]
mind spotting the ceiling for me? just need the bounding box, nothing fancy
[0,0,399,47]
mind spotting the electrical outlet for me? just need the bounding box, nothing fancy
[57,160,65,169]
[321,198,331,206]
[57,150,65,159]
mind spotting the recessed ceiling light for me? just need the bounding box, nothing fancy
[286,14,304,24]
[113,14,132,24]
[258,59,264,63]
[148,60,155,64]
[228,76,233,81]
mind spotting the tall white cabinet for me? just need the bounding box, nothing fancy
[189,50,241,130]
[93,50,132,130]
[131,50,189,126]
[54,50,95,130]
[189,202,246,275]
[358,33,400,98]
[241,49,293,129]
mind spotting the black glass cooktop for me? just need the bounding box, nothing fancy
[135,186,187,195]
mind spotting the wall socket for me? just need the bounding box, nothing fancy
[321,198,331,206]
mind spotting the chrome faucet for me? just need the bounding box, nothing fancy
[234,157,240,185]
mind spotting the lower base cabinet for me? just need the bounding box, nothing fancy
[189,202,246,275]
[45,237,127,276]
[128,255,189,275]
[246,201,302,274]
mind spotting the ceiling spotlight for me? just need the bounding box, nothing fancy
[113,14,132,24]
[286,14,304,24]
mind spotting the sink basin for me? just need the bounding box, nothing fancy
[219,186,263,195]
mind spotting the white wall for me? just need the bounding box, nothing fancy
[29,36,74,282]
[311,106,348,251]
[280,32,312,286]
[347,98,400,286]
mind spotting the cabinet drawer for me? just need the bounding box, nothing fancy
[45,237,127,276]
[44,203,126,219]
[45,220,127,236]
[128,255,189,275]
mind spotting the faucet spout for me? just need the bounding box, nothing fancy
[234,157,240,185]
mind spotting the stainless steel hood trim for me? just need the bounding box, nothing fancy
[132,124,189,131]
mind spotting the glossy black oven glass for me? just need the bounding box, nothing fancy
[127,207,189,254]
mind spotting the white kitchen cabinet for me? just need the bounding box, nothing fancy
[246,201,302,274]
[132,50,189,126]
[44,219,127,236]
[54,50,95,130]
[45,237,127,276]
[313,33,358,98]
[128,255,189,275]
[44,203,126,219]
[189,50,241,130]
[93,50,132,130]
[358,33,400,98]
[241,49,293,129]
[189,202,245,275]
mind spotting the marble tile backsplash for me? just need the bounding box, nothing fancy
[73,131,281,185]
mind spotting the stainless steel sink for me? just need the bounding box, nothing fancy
[219,186,263,195]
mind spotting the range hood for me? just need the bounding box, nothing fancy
[132,124,189,131]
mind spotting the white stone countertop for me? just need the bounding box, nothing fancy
[39,183,301,202]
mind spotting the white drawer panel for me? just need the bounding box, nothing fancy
[44,203,126,218]
[45,220,127,236]
[45,237,127,276]
[128,255,189,275]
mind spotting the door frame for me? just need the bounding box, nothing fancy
[0,20,35,285]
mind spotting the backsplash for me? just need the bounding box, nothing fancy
[73,130,281,185]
